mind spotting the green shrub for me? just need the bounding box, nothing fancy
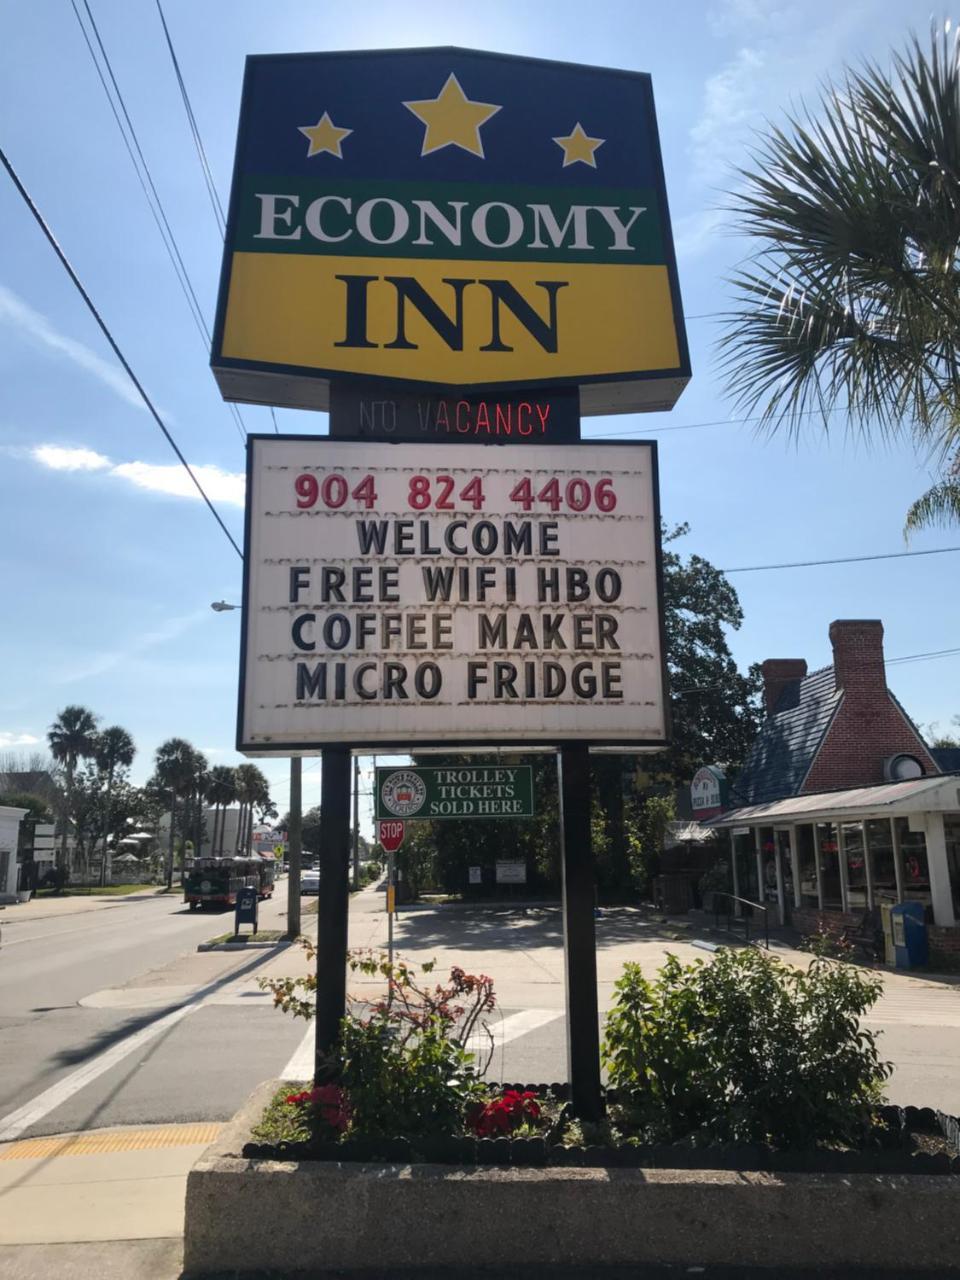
[602,948,890,1148]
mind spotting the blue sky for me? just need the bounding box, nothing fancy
[1,0,958,832]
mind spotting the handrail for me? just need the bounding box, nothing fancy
[712,891,770,950]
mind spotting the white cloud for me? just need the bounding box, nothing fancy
[29,444,245,508]
[0,731,41,748]
[32,444,112,472]
[0,283,145,411]
[112,460,245,507]
[690,46,765,186]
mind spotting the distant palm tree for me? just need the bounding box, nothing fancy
[234,763,270,857]
[718,28,960,531]
[154,738,197,890]
[186,749,209,858]
[205,766,238,856]
[48,705,99,877]
[95,726,136,886]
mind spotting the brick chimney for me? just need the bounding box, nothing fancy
[760,658,808,715]
[829,620,886,695]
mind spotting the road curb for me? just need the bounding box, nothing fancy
[196,939,293,952]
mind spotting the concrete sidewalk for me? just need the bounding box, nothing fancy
[0,1122,206,1278]
[1,888,174,926]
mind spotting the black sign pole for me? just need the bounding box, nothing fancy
[558,742,603,1121]
[314,744,351,1078]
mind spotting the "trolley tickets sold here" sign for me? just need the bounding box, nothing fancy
[237,436,667,750]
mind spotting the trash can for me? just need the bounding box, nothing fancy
[880,903,895,966]
[890,901,928,969]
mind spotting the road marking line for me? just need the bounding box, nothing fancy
[0,1122,222,1161]
[280,1023,315,1081]
[490,1008,562,1047]
[0,1002,197,1143]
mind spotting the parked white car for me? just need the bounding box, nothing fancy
[300,870,320,895]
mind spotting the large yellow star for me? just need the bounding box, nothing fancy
[553,122,604,168]
[403,73,501,159]
[298,111,352,159]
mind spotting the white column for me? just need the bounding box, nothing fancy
[788,827,801,909]
[754,828,764,908]
[925,813,957,927]
[891,817,905,903]
[813,825,824,909]
[730,832,741,916]
[861,820,874,910]
[837,823,850,914]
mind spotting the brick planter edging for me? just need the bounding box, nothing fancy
[182,1081,960,1276]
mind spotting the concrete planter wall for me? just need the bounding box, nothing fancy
[183,1080,960,1277]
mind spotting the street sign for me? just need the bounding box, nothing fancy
[495,860,527,884]
[212,47,689,415]
[690,765,728,820]
[237,437,668,752]
[377,819,405,852]
[376,765,534,820]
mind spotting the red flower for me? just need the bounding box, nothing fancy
[469,1090,543,1138]
[284,1084,351,1134]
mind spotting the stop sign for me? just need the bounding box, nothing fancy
[378,819,405,853]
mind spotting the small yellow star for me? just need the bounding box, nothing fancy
[403,73,501,159]
[298,111,352,159]
[552,122,604,168]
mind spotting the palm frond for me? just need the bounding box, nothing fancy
[904,478,960,531]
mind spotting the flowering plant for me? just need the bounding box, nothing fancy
[468,1089,543,1138]
[284,1083,351,1136]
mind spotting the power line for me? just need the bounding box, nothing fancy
[675,646,960,696]
[582,405,844,439]
[71,0,248,446]
[154,0,226,237]
[0,144,242,559]
[722,545,960,574]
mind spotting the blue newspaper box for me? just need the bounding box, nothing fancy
[890,901,927,969]
[235,885,258,937]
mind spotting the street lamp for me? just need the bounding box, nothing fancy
[209,599,302,936]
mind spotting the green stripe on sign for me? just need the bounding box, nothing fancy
[375,765,535,820]
[234,177,665,266]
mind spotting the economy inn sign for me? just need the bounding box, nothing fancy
[212,47,689,416]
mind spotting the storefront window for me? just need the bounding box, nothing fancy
[945,816,960,918]
[796,824,819,907]
[817,822,842,908]
[865,819,898,904]
[760,827,778,905]
[776,829,794,908]
[841,822,868,909]
[732,830,758,902]
[895,816,931,907]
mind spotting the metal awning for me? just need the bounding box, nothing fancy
[710,774,960,828]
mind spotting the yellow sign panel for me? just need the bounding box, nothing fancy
[222,254,680,385]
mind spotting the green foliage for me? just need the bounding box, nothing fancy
[625,792,676,894]
[260,944,497,1138]
[602,948,890,1148]
[718,29,960,528]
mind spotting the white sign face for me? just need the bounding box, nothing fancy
[691,767,723,815]
[468,865,482,885]
[239,439,666,751]
[496,860,527,884]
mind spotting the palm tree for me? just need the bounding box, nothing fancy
[95,726,136,885]
[718,27,960,531]
[234,763,270,857]
[48,705,99,877]
[154,738,197,890]
[205,766,238,856]
[186,749,209,860]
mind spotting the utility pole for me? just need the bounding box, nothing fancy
[351,754,360,891]
[286,757,302,938]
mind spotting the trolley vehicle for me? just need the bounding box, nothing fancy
[183,856,275,909]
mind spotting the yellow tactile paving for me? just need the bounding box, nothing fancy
[0,1122,222,1161]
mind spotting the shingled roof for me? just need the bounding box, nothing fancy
[733,666,841,806]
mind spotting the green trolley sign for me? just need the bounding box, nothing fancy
[375,765,534,820]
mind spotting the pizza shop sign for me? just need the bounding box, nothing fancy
[236,437,666,751]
